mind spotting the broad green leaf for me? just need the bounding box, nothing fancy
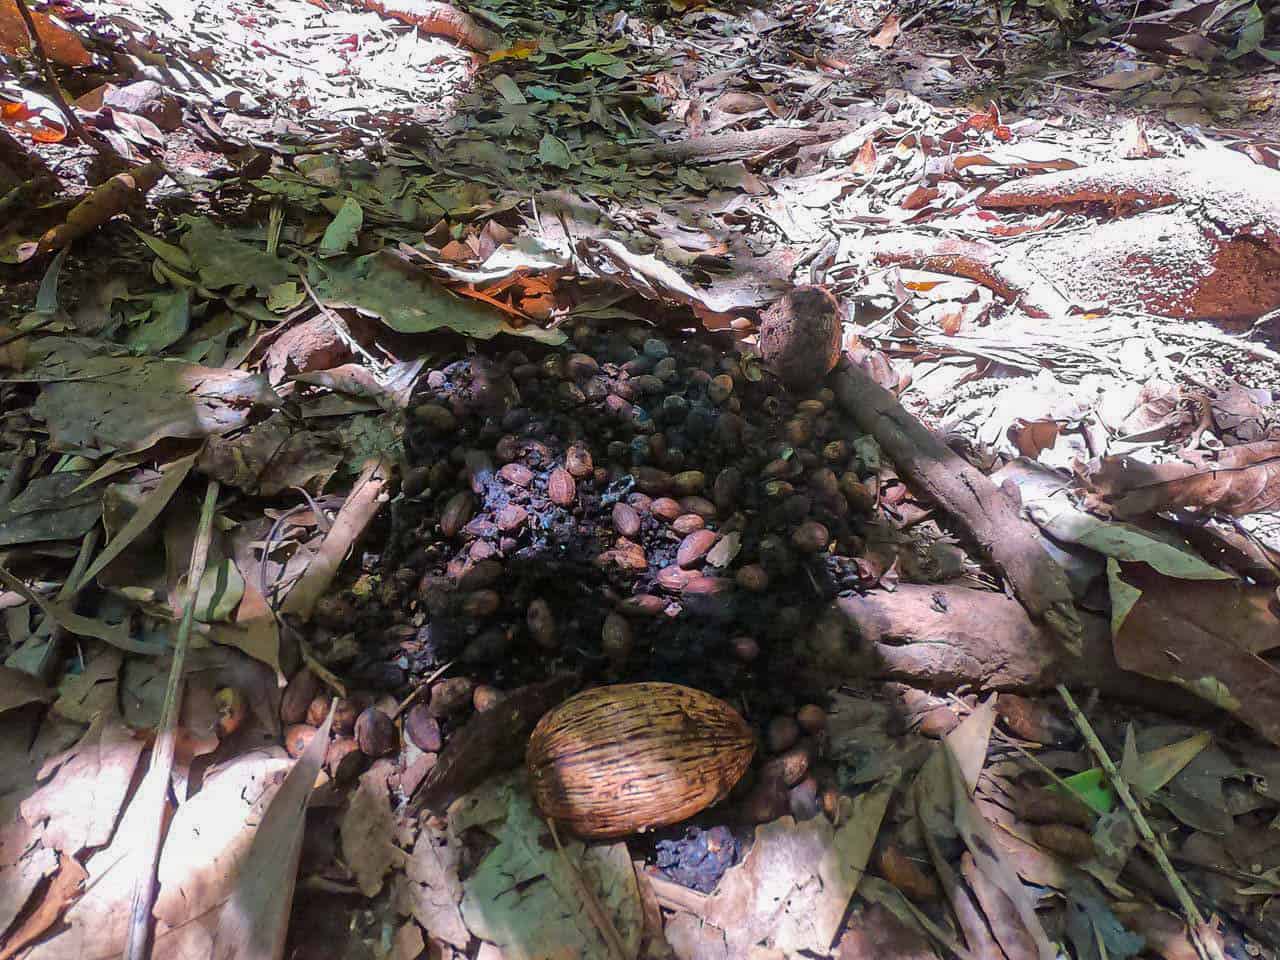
[182,220,290,295]
[266,281,305,313]
[195,558,245,622]
[526,85,562,102]
[1056,732,1211,814]
[127,289,191,355]
[319,197,363,257]
[537,132,572,168]
[132,228,195,273]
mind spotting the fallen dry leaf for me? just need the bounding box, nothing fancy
[0,666,52,714]
[340,762,404,897]
[869,13,901,48]
[405,822,470,951]
[1083,440,1280,517]
[0,0,91,66]
[0,853,85,960]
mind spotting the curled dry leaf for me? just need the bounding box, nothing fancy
[339,763,404,897]
[1082,440,1280,517]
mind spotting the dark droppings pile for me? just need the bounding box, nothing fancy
[318,316,898,888]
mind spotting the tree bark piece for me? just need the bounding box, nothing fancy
[832,365,1082,650]
[836,584,1204,711]
[357,0,499,51]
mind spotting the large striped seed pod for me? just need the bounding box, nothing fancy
[526,683,754,839]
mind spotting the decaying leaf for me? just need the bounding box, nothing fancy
[1083,441,1280,517]
[181,220,292,295]
[0,0,91,66]
[198,414,342,496]
[448,770,644,960]
[340,763,404,897]
[20,714,146,857]
[0,666,52,714]
[405,822,470,951]
[0,470,101,548]
[1111,563,1280,745]
[28,342,281,455]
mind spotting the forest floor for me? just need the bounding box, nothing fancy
[1,0,1280,959]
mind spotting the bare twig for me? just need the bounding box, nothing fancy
[123,478,220,960]
[391,660,455,720]
[35,525,101,683]
[1056,685,1216,960]
[545,817,628,960]
[11,0,118,162]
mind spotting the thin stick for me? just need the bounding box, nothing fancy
[35,525,101,683]
[545,818,628,960]
[12,0,116,161]
[123,478,220,960]
[1056,685,1213,960]
[391,660,455,720]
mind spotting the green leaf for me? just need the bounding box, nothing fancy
[181,219,291,295]
[319,197,364,257]
[1231,2,1264,57]
[126,289,191,355]
[312,251,564,344]
[526,85,562,102]
[132,228,195,273]
[266,281,305,313]
[195,557,245,622]
[537,132,573,168]
[1055,732,1211,814]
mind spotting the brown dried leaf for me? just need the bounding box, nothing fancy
[340,762,404,898]
[1083,440,1280,517]
[868,13,901,48]
[19,714,145,857]
[0,0,91,66]
[405,822,470,950]
[0,666,52,714]
[0,852,85,960]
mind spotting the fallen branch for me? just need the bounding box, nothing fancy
[281,455,393,620]
[832,365,1082,650]
[123,477,220,960]
[23,161,164,260]
[356,0,499,50]
[606,109,881,166]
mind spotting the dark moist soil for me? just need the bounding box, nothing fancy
[309,311,897,888]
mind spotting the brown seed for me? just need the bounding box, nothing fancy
[791,520,830,553]
[326,737,366,782]
[548,467,576,506]
[789,776,821,820]
[767,715,801,753]
[461,589,500,618]
[878,844,941,902]
[333,697,363,736]
[617,593,666,617]
[456,558,502,592]
[565,443,594,478]
[732,636,760,661]
[281,668,320,726]
[473,684,505,712]
[996,694,1075,746]
[630,374,664,394]
[677,529,718,568]
[757,285,842,391]
[601,613,633,665]
[742,777,790,823]
[1019,786,1095,829]
[440,490,475,538]
[566,353,599,379]
[808,467,841,503]
[672,513,705,535]
[656,565,697,592]
[599,538,647,572]
[650,497,681,521]
[917,706,960,738]
[823,439,849,463]
[762,458,794,480]
[672,470,705,496]
[1030,823,1096,862]
[840,471,876,510]
[627,493,653,513]
[708,374,734,404]
[499,462,533,486]
[679,496,717,519]
[820,786,840,821]
[214,687,246,738]
[796,704,827,734]
[284,723,317,758]
[784,418,812,446]
[429,677,476,717]
[355,707,398,758]
[712,466,741,511]
[405,703,443,752]
[612,502,641,538]
[761,740,812,787]
[681,575,731,597]
[796,399,826,418]
[495,504,528,533]
[736,564,770,592]
[414,403,457,435]
[634,466,673,495]
[527,597,556,649]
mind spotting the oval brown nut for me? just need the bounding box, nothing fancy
[414,403,457,435]
[742,777,790,824]
[461,589,500,618]
[548,467,576,507]
[672,470,705,496]
[650,497,681,522]
[633,467,673,496]
[617,593,666,618]
[656,564,697,592]
[758,285,842,391]
[677,529,718,568]
[612,502,641,538]
[284,723,317,758]
[355,707,398,758]
[326,737,366,782]
[761,740,812,787]
[527,597,556,649]
[796,704,827,735]
[281,668,321,726]
[878,843,941,902]
[306,693,330,729]
[672,513,705,535]
[333,697,362,736]
[405,703,443,752]
[429,677,476,717]
[731,636,760,661]
[791,520,830,553]
[1029,823,1096,862]
[456,558,503,592]
[527,683,754,839]
[767,715,801,754]
[681,576,731,597]
[565,443,594,478]
[499,462,533,487]
[713,467,741,511]
[736,565,770,592]
[495,504,528,533]
[601,613,633,665]
[678,496,717,519]
[473,684,505,712]
[440,490,475,538]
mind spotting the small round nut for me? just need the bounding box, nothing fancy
[796,704,827,735]
[767,715,801,754]
[306,694,330,728]
[281,668,321,725]
[354,707,398,758]
[284,723,317,758]
[405,703,443,752]
[325,737,366,782]
[473,684,505,712]
[601,613,633,666]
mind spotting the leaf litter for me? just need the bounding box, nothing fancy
[1,0,1280,956]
